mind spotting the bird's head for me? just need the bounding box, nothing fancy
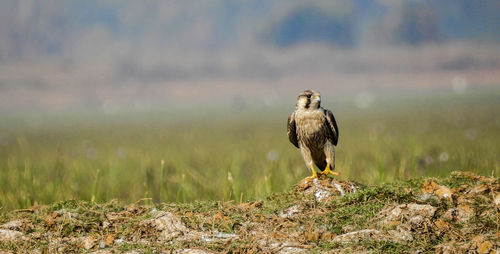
[296,90,321,110]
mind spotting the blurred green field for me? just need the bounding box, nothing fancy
[0,89,499,210]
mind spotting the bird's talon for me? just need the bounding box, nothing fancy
[321,165,339,176]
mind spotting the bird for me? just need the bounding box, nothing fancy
[287,90,339,179]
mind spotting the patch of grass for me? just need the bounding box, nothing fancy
[328,202,385,234]
[321,181,417,234]
[0,91,499,210]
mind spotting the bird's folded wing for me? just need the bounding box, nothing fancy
[325,109,339,146]
[287,112,299,148]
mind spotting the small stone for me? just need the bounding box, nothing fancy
[82,236,95,250]
[493,192,500,206]
[341,225,355,233]
[469,184,489,194]
[0,220,23,230]
[378,204,437,227]
[279,205,301,219]
[477,240,493,254]
[333,229,381,243]
[472,235,495,254]
[437,243,458,254]
[0,229,23,241]
[434,219,451,230]
[140,211,189,241]
[102,220,110,229]
[422,181,453,200]
[434,186,453,200]
[444,205,474,223]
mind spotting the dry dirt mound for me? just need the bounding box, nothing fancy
[0,171,498,253]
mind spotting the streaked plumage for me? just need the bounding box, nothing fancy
[287,90,339,178]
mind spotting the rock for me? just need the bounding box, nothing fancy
[436,242,469,254]
[54,209,80,220]
[297,176,358,202]
[0,220,23,231]
[0,229,23,242]
[333,228,413,243]
[493,192,500,207]
[140,211,189,241]
[99,240,106,249]
[102,220,110,229]
[387,228,413,242]
[375,203,437,241]
[422,181,453,200]
[434,219,451,231]
[443,205,474,223]
[333,229,382,243]
[253,237,310,253]
[114,238,125,245]
[199,231,238,243]
[471,235,497,254]
[341,225,355,234]
[82,236,96,250]
[469,184,489,195]
[377,204,437,228]
[279,205,302,219]
[273,242,309,254]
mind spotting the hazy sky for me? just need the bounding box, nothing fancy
[0,0,499,111]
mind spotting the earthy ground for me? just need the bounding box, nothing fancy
[0,171,498,253]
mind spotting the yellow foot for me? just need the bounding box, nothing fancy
[305,170,318,179]
[321,164,339,176]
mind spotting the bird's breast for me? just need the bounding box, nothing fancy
[295,110,328,148]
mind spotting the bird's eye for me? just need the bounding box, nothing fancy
[307,94,311,98]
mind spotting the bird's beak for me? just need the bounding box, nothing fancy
[313,96,321,103]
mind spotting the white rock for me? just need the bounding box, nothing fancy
[279,205,301,218]
[0,229,23,241]
[0,220,23,230]
[140,211,188,241]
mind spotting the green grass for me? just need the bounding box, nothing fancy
[0,89,499,210]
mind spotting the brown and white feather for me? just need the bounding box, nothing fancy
[287,90,339,173]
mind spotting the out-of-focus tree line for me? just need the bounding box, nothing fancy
[1,0,498,61]
[266,0,499,47]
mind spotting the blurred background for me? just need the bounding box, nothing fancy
[0,0,499,209]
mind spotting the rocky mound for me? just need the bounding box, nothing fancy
[0,171,498,253]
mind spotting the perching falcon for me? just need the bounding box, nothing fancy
[287,90,339,178]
